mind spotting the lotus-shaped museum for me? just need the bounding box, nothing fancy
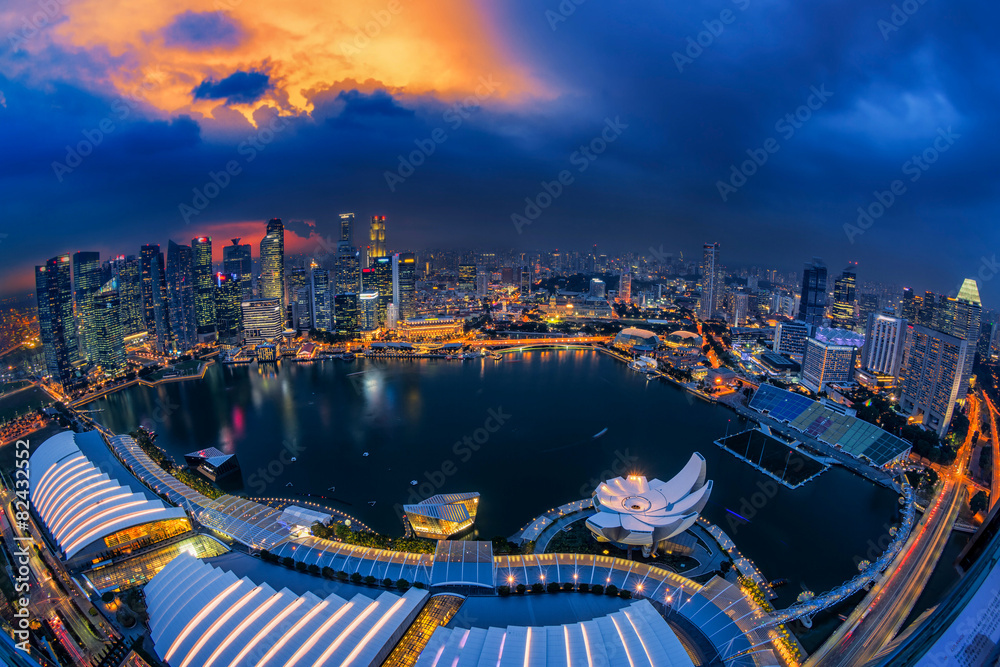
[586,453,712,556]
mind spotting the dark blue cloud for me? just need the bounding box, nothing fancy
[192,70,271,104]
[162,11,246,50]
[117,117,201,155]
[337,89,414,118]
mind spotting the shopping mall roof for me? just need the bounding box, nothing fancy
[144,552,427,667]
[30,431,187,559]
[416,600,693,667]
[749,384,911,466]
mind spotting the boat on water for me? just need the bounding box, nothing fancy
[341,352,356,361]
[492,353,502,361]
[593,428,608,439]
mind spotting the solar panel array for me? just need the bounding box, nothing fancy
[749,384,910,466]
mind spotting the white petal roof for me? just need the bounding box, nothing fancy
[29,431,187,559]
[587,453,712,545]
[144,552,428,667]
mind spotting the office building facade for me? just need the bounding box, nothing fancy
[798,259,828,327]
[259,218,285,309]
[699,242,721,318]
[222,238,253,300]
[165,241,197,350]
[35,255,78,390]
[240,298,283,344]
[72,251,101,361]
[368,215,387,260]
[899,324,969,437]
[774,320,811,362]
[801,337,856,393]
[191,236,216,334]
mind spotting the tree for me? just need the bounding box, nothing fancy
[619,589,633,599]
[282,556,295,569]
[531,582,544,594]
[515,584,526,595]
[295,561,307,572]
[350,572,363,583]
[396,579,410,591]
[578,583,590,593]
[101,592,115,604]
[321,566,334,579]
[308,563,320,575]
[498,585,511,597]
[591,584,604,595]
[364,575,377,586]
[971,490,989,515]
[337,570,349,581]
[604,584,618,596]
[547,582,560,593]
[562,582,575,592]
[383,577,394,588]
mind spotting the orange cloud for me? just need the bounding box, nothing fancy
[38,0,536,120]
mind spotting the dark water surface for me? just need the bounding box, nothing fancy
[90,350,901,595]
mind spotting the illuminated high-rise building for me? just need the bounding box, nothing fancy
[241,298,282,344]
[371,256,392,324]
[519,266,532,301]
[339,212,355,245]
[359,291,380,331]
[72,251,101,362]
[93,280,126,379]
[311,267,332,331]
[831,266,857,327]
[856,314,907,389]
[978,322,995,361]
[223,238,253,300]
[294,285,312,331]
[111,255,144,336]
[166,241,197,350]
[335,242,361,294]
[35,255,79,390]
[619,269,632,304]
[458,264,477,292]
[191,236,216,334]
[393,252,416,320]
[932,278,981,399]
[900,324,969,437]
[259,218,285,309]
[368,215,387,260]
[140,244,161,334]
[901,287,921,322]
[699,242,720,318]
[140,244,174,351]
[214,273,242,348]
[801,337,856,393]
[797,259,828,327]
[334,294,359,335]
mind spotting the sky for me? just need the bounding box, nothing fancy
[1,0,998,301]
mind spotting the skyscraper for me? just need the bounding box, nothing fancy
[334,294,359,335]
[372,256,393,324]
[223,238,253,300]
[699,242,721,318]
[214,273,242,348]
[241,298,283,344]
[901,287,921,322]
[359,291,380,331]
[619,270,632,304]
[933,278,981,399]
[140,245,173,352]
[335,242,361,295]
[900,324,970,437]
[259,218,285,310]
[774,320,811,362]
[339,212,355,245]
[831,266,857,327]
[978,322,995,361]
[111,256,143,336]
[35,255,78,390]
[801,337,856,393]
[311,267,332,331]
[393,252,416,320]
[458,264,477,292]
[191,237,216,335]
[72,251,101,362]
[519,267,532,301]
[93,280,126,379]
[856,314,907,389]
[369,215,387,261]
[166,241,197,350]
[797,259,827,327]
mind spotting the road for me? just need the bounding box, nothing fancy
[0,480,119,664]
[983,393,1000,509]
[808,395,978,666]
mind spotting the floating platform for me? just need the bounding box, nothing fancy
[715,428,828,489]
